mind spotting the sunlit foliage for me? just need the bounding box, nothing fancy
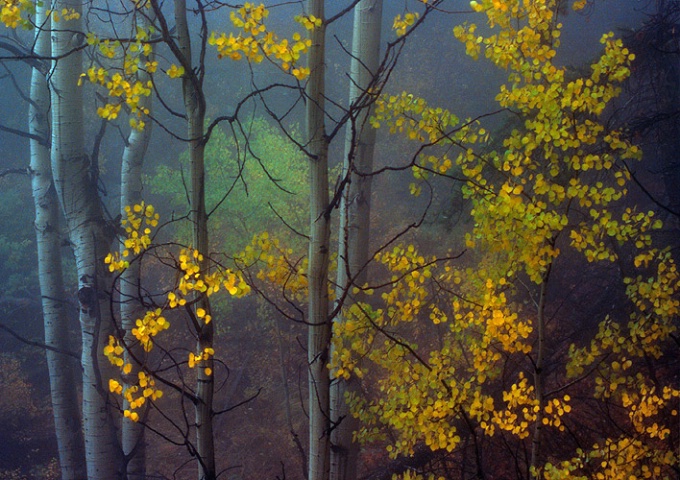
[81,1,318,131]
[332,0,679,478]
[104,204,250,421]
[81,19,157,129]
[208,2,319,80]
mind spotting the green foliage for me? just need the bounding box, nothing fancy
[0,182,36,298]
[148,117,308,253]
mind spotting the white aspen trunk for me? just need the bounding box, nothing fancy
[173,1,214,478]
[30,3,86,478]
[306,1,332,479]
[120,24,153,477]
[331,2,382,479]
[50,0,121,477]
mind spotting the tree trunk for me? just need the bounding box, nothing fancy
[331,2,382,480]
[30,3,86,478]
[50,0,121,476]
[173,0,214,478]
[530,266,551,479]
[120,21,153,477]
[306,1,332,479]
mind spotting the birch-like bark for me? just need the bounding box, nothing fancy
[331,2,382,479]
[120,15,154,476]
[306,1,332,479]
[50,0,121,476]
[30,4,86,478]
[173,0,213,477]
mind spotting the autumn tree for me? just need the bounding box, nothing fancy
[333,0,679,478]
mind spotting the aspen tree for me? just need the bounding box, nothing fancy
[119,8,154,477]
[334,0,679,478]
[331,2,383,479]
[50,0,122,474]
[305,2,332,479]
[29,2,86,477]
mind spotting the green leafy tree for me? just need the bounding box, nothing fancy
[149,117,308,254]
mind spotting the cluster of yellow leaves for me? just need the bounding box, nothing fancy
[104,204,250,421]
[542,436,678,480]
[491,373,539,438]
[392,11,419,37]
[104,299,169,421]
[568,249,678,398]
[82,24,168,130]
[1,0,77,29]
[377,245,433,323]
[108,371,162,422]
[430,0,649,290]
[49,7,79,22]
[208,3,317,80]
[1,0,28,28]
[133,308,169,352]
[391,471,445,480]
[105,337,164,422]
[452,271,533,368]
[625,250,680,354]
[188,347,215,376]
[351,342,465,457]
[622,384,679,440]
[569,207,660,263]
[104,202,159,272]
[168,247,249,376]
[175,248,248,298]
[333,246,541,457]
[330,302,376,380]
[166,64,184,79]
[236,232,309,302]
[370,93,475,196]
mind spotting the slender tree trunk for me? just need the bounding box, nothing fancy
[530,266,551,479]
[274,311,308,479]
[50,0,121,476]
[331,2,382,479]
[120,22,153,477]
[306,1,332,479]
[30,4,86,478]
[173,1,213,478]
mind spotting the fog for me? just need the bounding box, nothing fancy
[1,1,677,479]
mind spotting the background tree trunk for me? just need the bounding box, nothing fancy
[172,0,214,477]
[331,2,382,479]
[120,15,154,476]
[306,1,332,479]
[30,3,86,478]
